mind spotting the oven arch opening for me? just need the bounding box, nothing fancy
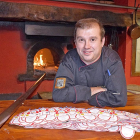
[18,41,64,81]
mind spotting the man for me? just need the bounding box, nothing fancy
[52,18,127,107]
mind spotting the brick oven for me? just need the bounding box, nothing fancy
[0,20,75,100]
[18,22,74,82]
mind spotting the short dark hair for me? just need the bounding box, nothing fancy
[74,18,105,41]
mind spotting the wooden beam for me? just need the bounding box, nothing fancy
[0,1,132,27]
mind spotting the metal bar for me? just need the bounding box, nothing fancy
[50,0,140,10]
[0,73,46,128]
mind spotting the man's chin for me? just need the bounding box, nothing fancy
[83,56,92,61]
[82,58,93,64]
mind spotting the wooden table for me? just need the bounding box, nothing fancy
[0,95,140,140]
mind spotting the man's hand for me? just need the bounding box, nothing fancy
[90,87,107,96]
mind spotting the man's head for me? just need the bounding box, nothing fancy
[74,18,105,65]
[74,18,105,41]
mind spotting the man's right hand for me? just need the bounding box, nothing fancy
[90,87,107,96]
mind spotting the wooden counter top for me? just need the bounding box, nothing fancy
[0,95,140,140]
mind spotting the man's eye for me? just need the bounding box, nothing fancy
[91,38,95,41]
[78,38,84,42]
[77,38,84,42]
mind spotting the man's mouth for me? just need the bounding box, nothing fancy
[83,51,92,55]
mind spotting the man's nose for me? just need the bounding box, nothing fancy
[84,41,91,49]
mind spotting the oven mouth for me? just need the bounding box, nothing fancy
[18,40,65,81]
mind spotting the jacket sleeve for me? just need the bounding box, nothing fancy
[88,60,127,107]
[52,57,91,103]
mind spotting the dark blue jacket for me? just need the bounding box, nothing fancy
[52,46,127,107]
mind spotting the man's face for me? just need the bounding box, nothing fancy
[75,24,105,65]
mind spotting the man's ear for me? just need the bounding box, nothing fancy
[101,37,105,47]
